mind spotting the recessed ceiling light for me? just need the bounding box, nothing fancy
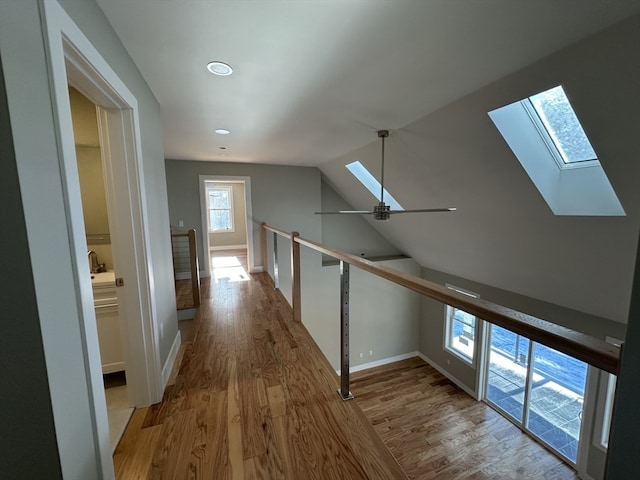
[214,129,230,135]
[219,146,227,150]
[206,61,233,76]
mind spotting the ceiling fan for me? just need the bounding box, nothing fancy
[316,130,456,221]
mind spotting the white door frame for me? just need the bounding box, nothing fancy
[199,175,257,274]
[42,0,162,475]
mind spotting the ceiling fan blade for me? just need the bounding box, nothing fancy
[315,210,373,215]
[388,208,457,214]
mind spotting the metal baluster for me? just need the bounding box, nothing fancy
[338,260,353,400]
[273,232,279,290]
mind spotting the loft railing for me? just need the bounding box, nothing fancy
[262,222,620,401]
[171,228,201,308]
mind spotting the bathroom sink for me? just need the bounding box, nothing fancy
[91,271,115,286]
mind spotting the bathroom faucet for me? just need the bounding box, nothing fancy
[88,250,99,274]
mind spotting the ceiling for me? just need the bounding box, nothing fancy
[96,0,640,167]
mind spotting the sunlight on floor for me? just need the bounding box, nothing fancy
[211,255,249,283]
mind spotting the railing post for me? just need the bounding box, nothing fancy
[338,260,353,401]
[188,229,200,307]
[291,232,301,322]
[273,231,279,290]
[261,222,267,272]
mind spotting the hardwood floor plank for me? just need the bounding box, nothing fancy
[351,358,579,480]
[115,272,407,479]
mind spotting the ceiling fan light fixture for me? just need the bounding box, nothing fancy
[206,61,233,76]
[373,202,391,221]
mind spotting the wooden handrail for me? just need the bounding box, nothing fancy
[263,224,291,238]
[263,224,620,374]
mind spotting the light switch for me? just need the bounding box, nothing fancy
[178,220,184,227]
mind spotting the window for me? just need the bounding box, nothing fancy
[525,86,598,168]
[444,285,478,363]
[345,161,403,210]
[207,185,234,232]
[488,85,625,216]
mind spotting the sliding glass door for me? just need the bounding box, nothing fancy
[485,325,587,464]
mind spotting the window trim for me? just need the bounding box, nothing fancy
[593,336,622,452]
[207,184,234,233]
[443,284,479,365]
[521,95,599,171]
[488,86,625,216]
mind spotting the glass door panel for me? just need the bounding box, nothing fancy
[486,325,530,422]
[526,343,587,463]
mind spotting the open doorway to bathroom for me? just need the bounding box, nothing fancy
[68,87,133,453]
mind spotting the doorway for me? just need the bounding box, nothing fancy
[199,175,255,278]
[484,324,588,464]
[68,86,133,452]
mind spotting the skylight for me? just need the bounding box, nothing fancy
[488,85,625,216]
[345,161,404,210]
[526,86,598,166]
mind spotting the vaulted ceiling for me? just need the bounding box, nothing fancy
[96,0,640,166]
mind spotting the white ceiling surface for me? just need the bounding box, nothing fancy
[96,0,640,166]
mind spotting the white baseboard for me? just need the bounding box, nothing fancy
[209,244,247,251]
[250,266,264,273]
[161,330,182,390]
[417,352,479,399]
[336,351,420,376]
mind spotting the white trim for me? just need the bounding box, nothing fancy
[40,1,163,476]
[418,352,479,399]
[199,175,256,274]
[210,244,248,251]
[337,351,419,375]
[162,331,182,389]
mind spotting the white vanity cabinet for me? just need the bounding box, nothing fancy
[92,272,125,374]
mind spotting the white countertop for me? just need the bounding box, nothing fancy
[91,270,115,287]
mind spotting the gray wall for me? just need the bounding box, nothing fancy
[0,50,63,480]
[165,159,323,273]
[0,0,177,477]
[302,255,421,371]
[320,16,640,325]
[320,178,403,259]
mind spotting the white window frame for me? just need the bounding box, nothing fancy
[521,95,599,171]
[593,336,622,452]
[488,86,625,216]
[443,285,479,365]
[207,185,234,232]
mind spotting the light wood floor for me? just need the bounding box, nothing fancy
[351,357,579,480]
[175,249,248,310]
[115,271,405,479]
[124,266,578,479]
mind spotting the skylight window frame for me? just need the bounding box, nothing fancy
[520,88,600,171]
